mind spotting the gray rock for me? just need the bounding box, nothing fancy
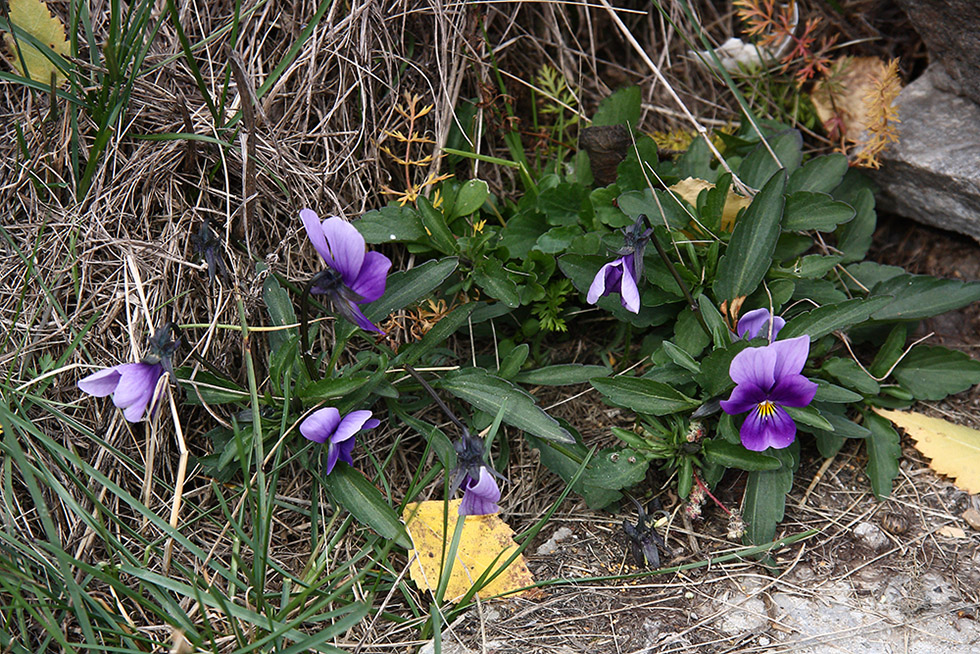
[854,521,889,551]
[535,526,574,555]
[896,0,980,104]
[870,66,980,242]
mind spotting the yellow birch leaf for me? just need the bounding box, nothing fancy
[4,0,69,85]
[873,408,980,493]
[668,177,751,233]
[403,500,535,602]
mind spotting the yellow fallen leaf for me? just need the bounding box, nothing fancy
[403,500,535,602]
[668,177,751,233]
[4,0,69,85]
[937,525,967,539]
[873,408,980,493]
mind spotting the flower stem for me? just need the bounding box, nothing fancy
[694,472,731,517]
[647,224,711,338]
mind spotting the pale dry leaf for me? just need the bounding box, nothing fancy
[937,525,966,539]
[403,500,535,603]
[668,177,751,232]
[873,408,980,493]
[4,0,69,85]
[811,57,888,139]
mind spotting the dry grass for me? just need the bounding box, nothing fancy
[0,1,966,653]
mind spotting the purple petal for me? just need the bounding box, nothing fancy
[739,403,797,451]
[458,468,501,516]
[301,407,342,444]
[619,262,640,313]
[349,251,391,303]
[321,217,366,285]
[324,441,342,474]
[113,363,163,422]
[335,437,356,467]
[720,381,769,415]
[770,374,818,408]
[737,309,784,341]
[301,209,334,266]
[587,259,623,304]
[771,335,810,380]
[728,344,777,391]
[344,302,384,334]
[78,366,123,397]
[331,410,375,444]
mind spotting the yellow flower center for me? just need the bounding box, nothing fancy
[757,400,777,419]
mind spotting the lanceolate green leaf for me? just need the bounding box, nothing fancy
[863,412,901,500]
[869,275,980,321]
[363,257,458,322]
[713,171,786,303]
[782,192,855,232]
[417,196,457,254]
[438,368,574,444]
[786,153,848,194]
[778,296,893,341]
[892,345,980,401]
[702,440,781,471]
[321,464,412,548]
[591,377,700,416]
[738,130,803,189]
[513,364,610,386]
[742,447,796,545]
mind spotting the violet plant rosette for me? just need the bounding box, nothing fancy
[720,335,819,451]
[301,209,391,333]
[300,407,380,474]
[77,324,179,423]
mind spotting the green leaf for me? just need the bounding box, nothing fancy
[356,205,427,244]
[527,434,620,509]
[448,179,490,219]
[396,303,479,367]
[738,130,803,189]
[819,410,871,439]
[784,405,834,432]
[497,344,529,379]
[892,345,980,401]
[417,196,457,254]
[592,86,641,128]
[782,192,855,232]
[537,182,587,226]
[844,261,905,290]
[615,136,660,191]
[513,364,610,386]
[535,225,583,253]
[398,413,456,469]
[322,463,411,548]
[263,274,298,355]
[713,171,786,303]
[702,440,782,471]
[863,412,901,500]
[583,448,650,491]
[695,340,749,398]
[834,187,875,263]
[813,432,845,458]
[299,375,371,400]
[698,294,730,348]
[821,357,880,395]
[473,259,520,308]
[591,377,700,416]
[498,210,546,259]
[779,296,894,341]
[869,274,980,321]
[786,153,848,194]
[438,368,574,443]
[813,381,863,403]
[742,446,796,545]
[179,368,248,405]
[363,257,458,322]
[869,324,907,378]
[662,341,700,373]
[619,188,689,230]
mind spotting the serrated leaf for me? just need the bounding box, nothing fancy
[713,171,786,303]
[779,296,893,341]
[473,260,520,308]
[863,412,902,500]
[323,463,411,548]
[591,377,699,416]
[513,364,610,386]
[404,500,534,602]
[438,368,573,443]
[5,0,69,84]
[891,345,980,401]
[873,408,980,493]
[738,130,803,189]
[782,192,855,232]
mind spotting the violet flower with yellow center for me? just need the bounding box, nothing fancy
[720,335,818,451]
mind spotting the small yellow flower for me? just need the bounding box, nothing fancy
[473,219,486,234]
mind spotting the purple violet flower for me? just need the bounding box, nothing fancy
[720,335,818,451]
[300,407,379,474]
[587,253,640,313]
[77,324,179,423]
[301,209,392,333]
[736,308,785,341]
[459,467,501,516]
